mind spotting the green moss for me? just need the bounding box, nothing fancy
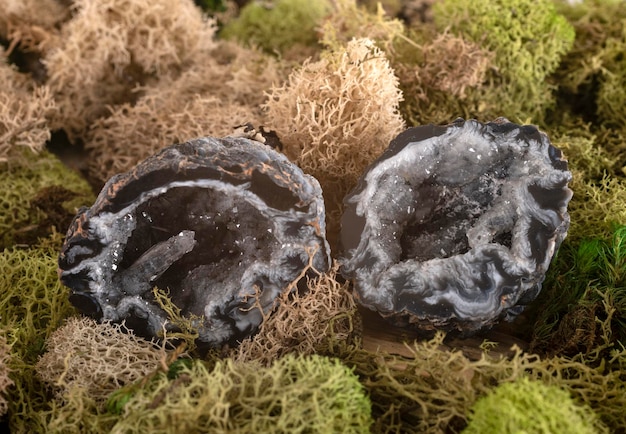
[390,28,494,125]
[463,377,600,434]
[0,149,94,249]
[194,0,227,14]
[530,225,626,357]
[0,241,78,432]
[553,132,626,241]
[596,37,626,129]
[219,0,332,55]
[50,354,372,433]
[554,0,626,127]
[338,333,622,433]
[318,0,404,52]
[432,0,575,123]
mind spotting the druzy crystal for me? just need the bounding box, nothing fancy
[340,118,573,332]
[59,136,330,349]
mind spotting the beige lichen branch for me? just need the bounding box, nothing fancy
[231,260,359,365]
[263,38,404,247]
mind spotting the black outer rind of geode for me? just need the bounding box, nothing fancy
[340,118,573,332]
[59,136,330,349]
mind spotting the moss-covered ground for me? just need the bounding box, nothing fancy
[1,0,625,432]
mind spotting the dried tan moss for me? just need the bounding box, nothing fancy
[36,316,166,405]
[43,0,218,140]
[0,0,66,54]
[84,41,281,184]
[0,333,12,416]
[0,48,55,162]
[392,31,494,125]
[263,38,404,247]
[231,262,360,365]
[396,32,492,101]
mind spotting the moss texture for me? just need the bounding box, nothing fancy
[42,353,373,433]
[0,0,626,432]
[112,354,372,433]
[554,0,626,129]
[0,333,12,417]
[0,149,94,249]
[431,0,575,124]
[530,225,626,358]
[0,48,55,161]
[463,377,601,434]
[341,333,624,433]
[220,0,331,57]
[263,37,404,247]
[0,239,78,432]
[36,317,165,405]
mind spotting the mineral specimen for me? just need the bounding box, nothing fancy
[340,118,573,332]
[58,136,330,349]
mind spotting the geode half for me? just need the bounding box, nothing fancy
[59,136,330,349]
[340,118,573,332]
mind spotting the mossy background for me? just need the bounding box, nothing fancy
[1,0,625,433]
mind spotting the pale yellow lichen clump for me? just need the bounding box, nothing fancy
[0,48,55,162]
[36,317,166,405]
[43,0,218,139]
[264,38,405,246]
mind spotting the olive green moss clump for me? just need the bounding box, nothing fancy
[463,377,600,434]
[55,354,372,433]
[553,132,626,241]
[555,0,626,129]
[432,0,575,123]
[391,29,494,125]
[0,149,94,249]
[0,240,78,432]
[339,333,622,433]
[220,0,332,56]
[319,0,404,51]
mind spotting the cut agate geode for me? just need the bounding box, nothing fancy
[59,136,330,348]
[340,118,573,332]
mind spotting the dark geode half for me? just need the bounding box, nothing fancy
[340,118,573,332]
[59,136,330,349]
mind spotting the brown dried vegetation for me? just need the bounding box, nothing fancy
[0,48,55,162]
[230,263,360,365]
[263,38,405,247]
[85,41,282,184]
[43,0,219,140]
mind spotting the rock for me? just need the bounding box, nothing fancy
[340,118,572,332]
[58,136,330,349]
